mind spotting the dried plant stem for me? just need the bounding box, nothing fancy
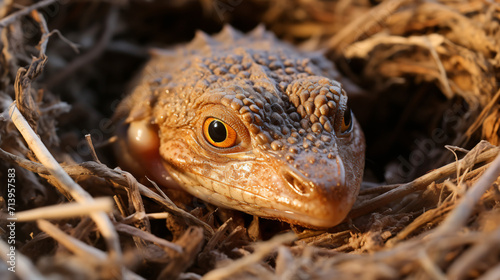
[157,227,205,279]
[348,145,500,219]
[0,0,59,28]
[145,212,172,219]
[418,249,447,280]
[114,223,183,253]
[436,152,500,235]
[459,89,500,146]
[387,203,454,246]
[85,134,101,163]
[144,178,214,237]
[447,224,500,280]
[344,34,444,62]
[9,103,91,202]
[0,240,46,280]
[203,232,296,280]
[8,102,122,272]
[0,146,214,237]
[30,9,80,54]
[30,10,49,56]
[37,220,144,280]
[15,197,113,222]
[424,36,452,99]
[327,0,410,51]
[37,220,107,263]
[359,183,400,195]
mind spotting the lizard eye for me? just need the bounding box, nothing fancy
[203,117,238,148]
[340,106,353,134]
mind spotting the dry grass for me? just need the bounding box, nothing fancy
[0,0,499,279]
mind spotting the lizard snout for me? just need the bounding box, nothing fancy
[280,153,346,197]
[268,152,355,228]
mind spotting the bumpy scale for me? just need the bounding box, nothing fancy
[114,26,365,228]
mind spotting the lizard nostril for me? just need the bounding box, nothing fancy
[283,174,307,195]
[281,166,313,196]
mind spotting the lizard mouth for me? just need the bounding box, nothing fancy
[165,157,352,229]
[257,208,345,228]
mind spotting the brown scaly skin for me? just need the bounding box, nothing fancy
[114,26,365,228]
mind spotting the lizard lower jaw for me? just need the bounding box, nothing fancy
[167,164,354,229]
[258,207,348,228]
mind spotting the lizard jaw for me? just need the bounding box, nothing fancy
[164,163,352,229]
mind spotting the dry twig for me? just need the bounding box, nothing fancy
[8,102,123,276]
[15,197,113,221]
[0,0,58,28]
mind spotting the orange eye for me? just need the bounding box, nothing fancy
[340,106,353,134]
[203,117,238,148]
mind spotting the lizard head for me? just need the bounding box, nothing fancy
[115,27,365,228]
[121,75,365,228]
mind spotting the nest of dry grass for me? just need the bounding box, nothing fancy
[1,0,499,279]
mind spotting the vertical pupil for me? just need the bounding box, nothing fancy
[208,120,227,142]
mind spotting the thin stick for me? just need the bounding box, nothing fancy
[348,145,500,219]
[460,88,500,146]
[327,0,410,51]
[359,183,400,195]
[146,212,172,220]
[85,134,102,164]
[114,223,183,253]
[424,35,453,99]
[9,103,92,202]
[16,197,113,222]
[37,220,145,280]
[418,249,447,280]
[203,232,296,280]
[447,224,500,279]
[0,147,214,237]
[0,0,59,28]
[436,152,500,235]
[38,219,107,263]
[30,8,80,54]
[30,10,49,56]
[8,102,122,272]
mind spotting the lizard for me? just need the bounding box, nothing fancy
[113,25,365,228]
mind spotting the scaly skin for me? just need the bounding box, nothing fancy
[114,26,365,228]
